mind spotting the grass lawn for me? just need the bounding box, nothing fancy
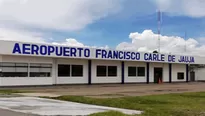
[0,89,27,94]
[47,92,205,116]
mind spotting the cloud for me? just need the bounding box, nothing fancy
[116,30,205,56]
[0,0,122,31]
[52,38,109,49]
[0,28,46,43]
[153,0,205,17]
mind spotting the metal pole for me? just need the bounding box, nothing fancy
[157,10,161,53]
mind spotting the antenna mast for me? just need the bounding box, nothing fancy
[184,31,187,53]
[157,10,161,53]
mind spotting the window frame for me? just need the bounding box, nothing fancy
[177,72,184,80]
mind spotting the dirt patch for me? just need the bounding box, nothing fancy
[2,82,205,98]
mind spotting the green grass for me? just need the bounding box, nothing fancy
[47,92,205,116]
[0,89,27,94]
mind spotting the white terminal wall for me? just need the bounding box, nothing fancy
[91,60,121,84]
[124,61,147,83]
[0,55,53,86]
[56,58,88,84]
[195,68,205,81]
[172,64,186,82]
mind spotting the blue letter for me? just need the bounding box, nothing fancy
[31,44,39,55]
[63,47,70,56]
[96,49,101,58]
[136,52,140,60]
[102,50,107,58]
[22,44,31,54]
[56,47,63,56]
[40,45,47,55]
[84,48,90,57]
[12,43,21,54]
[48,46,54,55]
[144,53,149,60]
[77,48,83,57]
[70,47,77,57]
[119,51,123,59]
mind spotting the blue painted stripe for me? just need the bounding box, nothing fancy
[121,61,125,84]
[88,60,92,85]
[146,62,149,84]
[169,63,172,83]
[186,64,189,82]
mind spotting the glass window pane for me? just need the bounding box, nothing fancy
[137,67,145,76]
[97,66,106,77]
[128,67,136,76]
[71,65,83,77]
[108,66,117,76]
[58,64,70,77]
[177,72,184,80]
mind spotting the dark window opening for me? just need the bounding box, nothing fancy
[108,66,117,76]
[71,65,83,77]
[58,64,70,77]
[128,66,136,76]
[137,67,145,76]
[97,66,106,77]
[177,72,184,80]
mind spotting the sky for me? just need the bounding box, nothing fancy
[0,0,205,56]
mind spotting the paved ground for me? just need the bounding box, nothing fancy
[0,108,38,116]
[5,82,205,98]
[0,97,142,116]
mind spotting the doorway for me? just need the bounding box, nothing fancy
[190,71,195,82]
[154,68,163,83]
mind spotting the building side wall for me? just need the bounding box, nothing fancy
[149,63,169,82]
[172,64,186,82]
[124,61,146,83]
[195,68,205,81]
[91,60,121,83]
[56,59,88,84]
[0,55,53,86]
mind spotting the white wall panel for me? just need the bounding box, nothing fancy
[0,77,52,86]
[172,64,186,82]
[56,59,88,84]
[91,60,121,84]
[195,68,205,81]
[124,61,146,83]
[2,55,53,63]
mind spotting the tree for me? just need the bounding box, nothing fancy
[153,50,158,53]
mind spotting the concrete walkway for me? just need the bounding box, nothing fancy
[0,97,142,116]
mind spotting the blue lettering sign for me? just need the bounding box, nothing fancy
[12,43,21,54]
[23,44,31,54]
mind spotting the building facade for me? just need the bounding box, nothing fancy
[0,40,204,86]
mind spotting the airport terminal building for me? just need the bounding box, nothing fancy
[0,40,204,86]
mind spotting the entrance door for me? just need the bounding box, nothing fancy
[190,71,195,82]
[154,68,163,83]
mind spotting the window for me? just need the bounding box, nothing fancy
[128,66,136,76]
[177,72,184,80]
[0,62,28,77]
[97,66,106,76]
[58,64,70,77]
[108,66,117,76]
[30,63,52,77]
[72,65,83,77]
[137,67,145,76]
